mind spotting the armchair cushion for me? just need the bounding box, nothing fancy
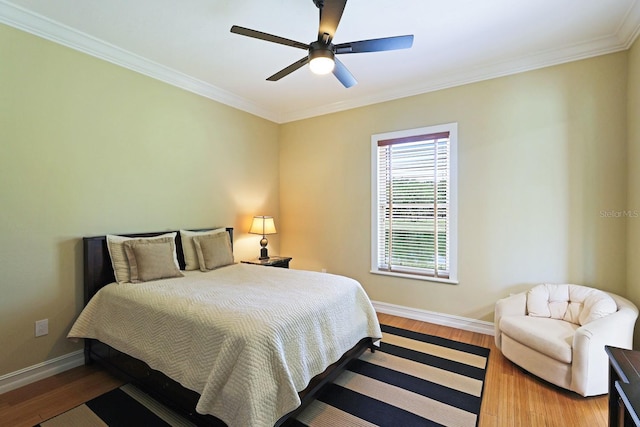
[526,284,617,325]
[499,316,577,363]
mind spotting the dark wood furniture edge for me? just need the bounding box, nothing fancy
[241,256,292,268]
[606,345,640,427]
[616,382,640,426]
[82,227,374,426]
[606,345,632,384]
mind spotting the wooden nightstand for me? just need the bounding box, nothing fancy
[241,256,292,269]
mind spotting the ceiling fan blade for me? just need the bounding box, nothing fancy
[332,57,357,88]
[317,0,347,43]
[231,25,308,50]
[266,57,310,81]
[335,35,414,54]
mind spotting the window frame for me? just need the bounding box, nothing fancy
[370,123,458,284]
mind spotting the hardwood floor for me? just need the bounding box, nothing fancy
[0,364,124,427]
[0,313,608,426]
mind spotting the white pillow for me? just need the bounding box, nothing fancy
[527,284,568,319]
[106,232,179,283]
[578,290,618,325]
[526,283,617,325]
[180,228,226,270]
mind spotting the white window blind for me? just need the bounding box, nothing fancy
[371,124,457,282]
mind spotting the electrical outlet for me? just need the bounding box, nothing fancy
[35,319,48,337]
[321,268,327,273]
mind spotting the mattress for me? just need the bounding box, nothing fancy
[68,263,382,427]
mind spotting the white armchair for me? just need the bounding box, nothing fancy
[494,284,638,396]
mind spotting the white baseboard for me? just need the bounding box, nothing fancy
[373,301,495,336]
[0,350,84,395]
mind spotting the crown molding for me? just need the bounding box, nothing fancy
[2,0,639,124]
[0,0,279,122]
[619,0,640,48]
[280,12,640,123]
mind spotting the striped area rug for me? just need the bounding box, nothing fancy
[37,384,196,427]
[38,325,489,427]
[290,324,490,427]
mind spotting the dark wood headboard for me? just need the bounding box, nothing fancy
[82,227,233,305]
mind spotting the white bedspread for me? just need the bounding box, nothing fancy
[68,263,381,427]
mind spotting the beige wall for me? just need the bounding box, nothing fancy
[628,37,640,344]
[0,24,280,376]
[280,52,629,322]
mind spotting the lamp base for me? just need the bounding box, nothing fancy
[259,246,269,260]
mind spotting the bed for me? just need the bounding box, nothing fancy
[69,227,382,427]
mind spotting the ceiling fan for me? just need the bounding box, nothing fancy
[230,0,414,88]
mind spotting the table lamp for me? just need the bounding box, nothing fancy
[249,216,277,259]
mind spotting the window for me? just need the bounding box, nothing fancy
[371,123,457,283]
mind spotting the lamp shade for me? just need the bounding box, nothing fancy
[249,216,277,235]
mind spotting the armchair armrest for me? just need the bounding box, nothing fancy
[572,295,639,396]
[494,292,527,349]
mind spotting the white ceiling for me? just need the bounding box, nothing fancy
[1,0,639,123]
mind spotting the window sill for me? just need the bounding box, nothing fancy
[370,269,459,285]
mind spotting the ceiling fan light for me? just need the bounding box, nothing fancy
[309,56,335,74]
[308,45,335,75]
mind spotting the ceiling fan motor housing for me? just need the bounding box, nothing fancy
[309,41,334,60]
